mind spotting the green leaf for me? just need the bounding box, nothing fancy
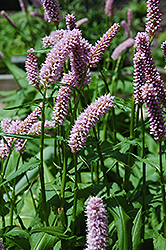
[107,197,132,250]
[30,232,57,250]
[131,153,160,173]
[3,99,42,110]
[132,208,142,250]
[4,61,29,88]
[153,232,166,250]
[114,97,132,112]
[31,226,71,240]
[4,227,30,250]
[0,157,40,187]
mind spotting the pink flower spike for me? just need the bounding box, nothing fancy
[145,0,162,37]
[25,48,40,89]
[105,0,114,18]
[85,196,109,250]
[41,0,62,25]
[121,20,130,37]
[68,94,114,154]
[111,38,134,60]
[127,9,133,26]
[89,23,120,67]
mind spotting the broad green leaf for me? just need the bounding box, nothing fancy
[132,208,142,250]
[0,157,40,187]
[153,232,166,250]
[30,232,57,250]
[107,198,132,250]
[4,61,29,88]
[4,227,30,250]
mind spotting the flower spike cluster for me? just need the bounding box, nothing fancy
[133,52,146,104]
[134,32,166,108]
[0,104,54,160]
[142,84,166,142]
[41,0,62,25]
[85,196,109,250]
[145,0,162,37]
[25,48,40,89]
[69,94,114,154]
[40,29,81,88]
[89,23,120,67]
[52,71,77,126]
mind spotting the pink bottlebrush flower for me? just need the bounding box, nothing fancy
[127,9,133,26]
[68,94,114,154]
[145,0,162,37]
[105,0,114,18]
[111,38,134,60]
[42,29,68,47]
[41,0,62,25]
[32,0,42,8]
[40,29,81,88]
[65,14,76,30]
[1,11,17,29]
[18,0,28,12]
[89,23,120,68]
[25,48,40,89]
[0,105,42,160]
[133,52,146,104]
[161,41,166,72]
[135,32,166,108]
[142,83,166,142]
[69,27,92,88]
[75,18,88,28]
[121,20,130,37]
[52,71,77,126]
[0,119,22,160]
[85,196,109,250]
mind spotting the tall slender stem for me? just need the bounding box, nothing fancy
[123,95,135,190]
[39,90,48,226]
[159,142,166,237]
[140,105,146,239]
[10,155,21,226]
[71,154,78,234]
[60,142,67,209]
[93,127,110,196]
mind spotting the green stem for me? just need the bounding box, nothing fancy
[60,142,67,209]
[10,155,21,226]
[123,95,135,190]
[39,90,48,226]
[140,105,146,239]
[93,127,110,196]
[159,142,166,237]
[71,154,78,234]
